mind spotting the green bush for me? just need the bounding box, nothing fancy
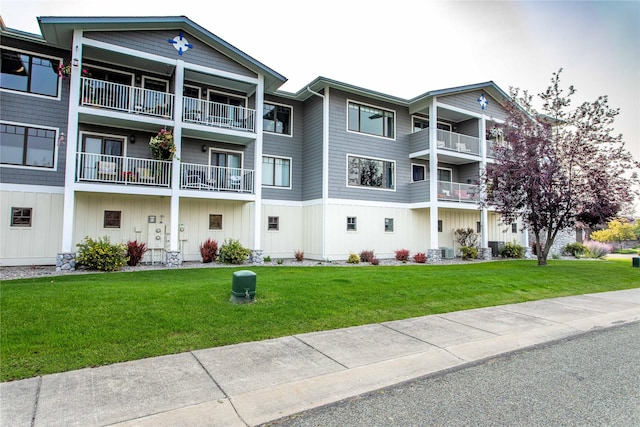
[347,253,360,264]
[460,246,478,260]
[218,239,251,264]
[563,242,587,257]
[499,242,525,259]
[76,236,127,271]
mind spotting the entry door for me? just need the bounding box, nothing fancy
[81,136,123,180]
[210,151,241,189]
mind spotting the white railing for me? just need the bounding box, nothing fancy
[486,139,496,158]
[181,162,254,193]
[80,77,175,119]
[436,181,479,203]
[436,129,480,155]
[76,152,172,187]
[182,96,256,132]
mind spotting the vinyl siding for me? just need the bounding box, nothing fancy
[261,204,304,258]
[302,94,324,201]
[439,90,506,121]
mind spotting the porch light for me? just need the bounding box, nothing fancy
[72,58,79,67]
[202,145,208,152]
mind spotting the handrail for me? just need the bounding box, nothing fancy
[75,152,172,187]
[180,162,254,193]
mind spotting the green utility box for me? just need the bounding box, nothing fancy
[633,257,640,268]
[230,270,256,303]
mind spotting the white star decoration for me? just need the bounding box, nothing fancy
[477,93,488,110]
[168,33,193,55]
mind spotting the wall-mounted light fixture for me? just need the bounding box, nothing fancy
[57,132,66,146]
[201,144,208,152]
[129,134,136,144]
[72,58,79,67]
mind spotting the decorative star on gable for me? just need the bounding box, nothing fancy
[477,93,489,110]
[168,32,193,55]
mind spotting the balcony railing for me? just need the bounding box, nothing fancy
[80,77,175,119]
[181,162,254,193]
[76,153,172,187]
[182,97,256,132]
[436,129,480,155]
[436,181,480,203]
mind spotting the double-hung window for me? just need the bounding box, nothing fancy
[262,156,291,188]
[263,103,292,135]
[1,48,60,97]
[1,124,56,168]
[348,101,394,138]
[347,155,395,190]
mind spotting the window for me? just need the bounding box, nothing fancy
[1,124,56,168]
[437,168,452,182]
[348,101,394,138]
[11,207,32,227]
[438,220,443,232]
[412,117,453,133]
[412,164,426,182]
[262,156,291,187]
[347,155,395,190]
[209,214,222,230]
[347,217,357,231]
[1,49,60,97]
[512,223,518,233]
[104,211,121,228]
[183,84,201,99]
[268,216,279,231]
[477,221,481,233]
[263,103,292,135]
[385,218,394,232]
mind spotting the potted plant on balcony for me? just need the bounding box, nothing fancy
[57,63,91,80]
[149,128,176,161]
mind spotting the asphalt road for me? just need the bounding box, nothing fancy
[265,322,640,427]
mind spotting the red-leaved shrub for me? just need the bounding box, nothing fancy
[394,248,410,261]
[126,240,147,266]
[199,238,219,263]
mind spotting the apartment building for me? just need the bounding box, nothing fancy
[0,16,526,267]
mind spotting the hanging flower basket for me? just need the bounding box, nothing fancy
[57,63,91,80]
[149,128,176,161]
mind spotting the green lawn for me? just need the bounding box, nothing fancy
[1,259,638,382]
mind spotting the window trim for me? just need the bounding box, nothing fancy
[262,155,292,189]
[346,153,396,192]
[384,217,394,233]
[512,223,518,233]
[79,131,128,157]
[103,210,122,229]
[141,76,169,92]
[437,167,453,182]
[347,216,357,232]
[83,63,135,85]
[0,121,60,171]
[346,99,396,140]
[267,216,279,231]
[10,207,32,227]
[263,101,293,137]
[411,115,452,133]
[0,47,63,100]
[209,214,223,230]
[183,84,201,99]
[411,163,427,182]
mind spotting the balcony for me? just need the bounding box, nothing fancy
[180,163,254,193]
[76,153,172,187]
[75,153,255,194]
[79,79,257,134]
[436,181,480,203]
[409,128,481,161]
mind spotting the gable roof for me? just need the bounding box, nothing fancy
[35,15,287,92]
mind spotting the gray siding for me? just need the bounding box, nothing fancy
[439,90,507,121]
[262,96,304,201]
[327,89,412,203]
[85,30,256,79]
[456,118,479,137]
[302,94,324,201]
[0,40,69,187]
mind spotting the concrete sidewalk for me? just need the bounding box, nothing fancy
[2,289,639,427]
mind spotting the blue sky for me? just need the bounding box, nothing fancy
[2,0,639,166]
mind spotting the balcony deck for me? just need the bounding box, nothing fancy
[409,128,485,163]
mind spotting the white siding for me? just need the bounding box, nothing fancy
[261,204,304,259]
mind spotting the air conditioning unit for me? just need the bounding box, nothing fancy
[440,247,455,259]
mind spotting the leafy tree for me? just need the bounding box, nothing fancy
[590,219,636,245]
[484,69,639,266]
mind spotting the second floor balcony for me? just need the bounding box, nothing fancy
[79,78,256,133]
[409,128,482,159]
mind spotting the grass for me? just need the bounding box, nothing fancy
[1,259,638,382]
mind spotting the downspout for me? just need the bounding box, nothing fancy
[306,86,328,259]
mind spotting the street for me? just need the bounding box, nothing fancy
[266,322,640,427]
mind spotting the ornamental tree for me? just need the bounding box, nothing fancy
[590,219,636,246]
[483,69,639,266]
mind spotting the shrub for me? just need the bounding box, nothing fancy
[454,227,479,248]
[218,238,251,264]
[347,253,360,264]
[370,257,380,265]
[126,240,147,266]
[359,250,375,263]
[199,238,218,263]
[584,240,613,259]
[499,242,525,258]
[413,252,427,263]
[460,246,479,260]
[562,242,587,258]
[277,259,283,265]
[394,249,410,262]
[264,255,272,263]
[294,249,305,261]
[76,236,127,272]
